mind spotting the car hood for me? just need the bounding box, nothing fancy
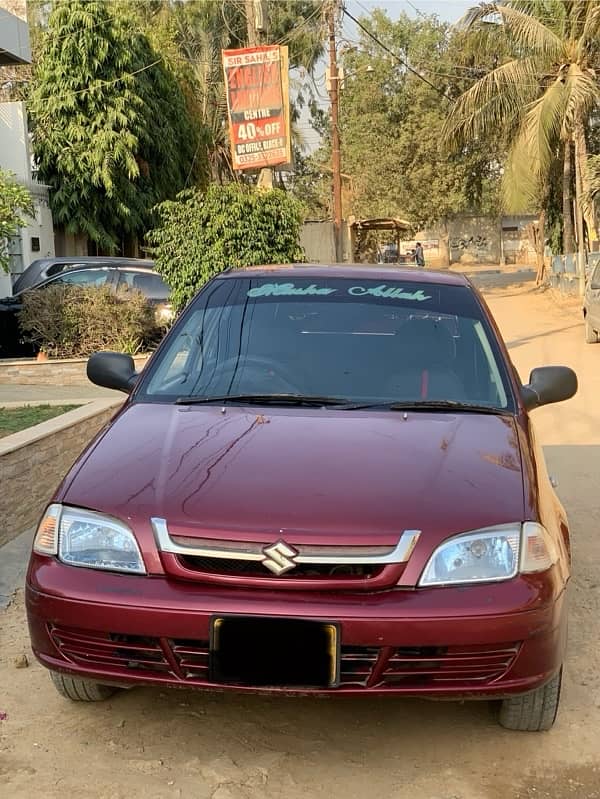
[62,403,525,552]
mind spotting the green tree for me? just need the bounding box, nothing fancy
[298,10,501,263]
[445,1,600,255]
[148,184,305,310]
[28,0,198,252]
[0,170,33,273]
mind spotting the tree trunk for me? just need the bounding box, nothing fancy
[562,140,575,254]
[535,209,546,285]
[574,118,598,243]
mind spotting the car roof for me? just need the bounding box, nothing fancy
[32,257,154,268]
[30,255,153,266]
[221,263,470,287]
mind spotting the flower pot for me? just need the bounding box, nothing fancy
[36,351,49,362]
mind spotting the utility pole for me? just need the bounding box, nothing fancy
[327,0,343,262]
[245,0,273,189]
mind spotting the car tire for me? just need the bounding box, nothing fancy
[49,670,117,702]
[585,317,598,343]
[498,668,562,731]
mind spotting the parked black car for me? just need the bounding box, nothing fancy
[12,256,157,294]
[0,262,171,359]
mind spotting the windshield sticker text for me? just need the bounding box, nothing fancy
[348,285,432,301]
[248,283,337,297]
[246,282,433,302]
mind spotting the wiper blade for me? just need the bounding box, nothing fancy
[389,400,504,413]
[340,400,505,413]
[175,393,350,407]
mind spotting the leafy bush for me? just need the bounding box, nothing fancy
[148,183,306,310]
[19,285,160,358]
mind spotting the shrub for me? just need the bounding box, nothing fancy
[19,285,160,358]
[147,183,306,311]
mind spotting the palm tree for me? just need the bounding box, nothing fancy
[445,1,600,269]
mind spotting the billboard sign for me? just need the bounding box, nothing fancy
[222,44,291,171]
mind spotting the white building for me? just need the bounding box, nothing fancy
[0,2,31,66]
[0,1,54,296]
[0,101,55,289]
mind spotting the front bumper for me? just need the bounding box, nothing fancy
[26,555,567,698]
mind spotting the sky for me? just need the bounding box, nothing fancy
[344,0,475,24]
[296,0,477,151]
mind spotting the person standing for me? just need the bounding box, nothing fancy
[415,242,425,268]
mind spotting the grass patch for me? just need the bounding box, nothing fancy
[0,405,80,438]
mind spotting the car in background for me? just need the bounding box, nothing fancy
[12,256,156,294]
[26,263,577,731]
[0,263,171,359]
[583,254,600,343]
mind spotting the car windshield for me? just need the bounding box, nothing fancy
[138,276,513,410]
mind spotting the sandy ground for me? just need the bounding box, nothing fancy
[2,272,600,799]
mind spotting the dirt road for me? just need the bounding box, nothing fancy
[2,274,600,799]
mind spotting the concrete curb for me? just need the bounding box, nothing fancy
[0,397,121,457]
[0,398,104,409]
[0,398,123,548]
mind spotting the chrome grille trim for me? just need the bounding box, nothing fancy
[151,518,421,565]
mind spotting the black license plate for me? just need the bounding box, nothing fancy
[210,616,340,688]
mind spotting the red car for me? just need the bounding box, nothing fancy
[26,265,577,731]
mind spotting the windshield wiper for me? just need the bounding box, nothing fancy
[339,399,506,414]
[175,393,350,407]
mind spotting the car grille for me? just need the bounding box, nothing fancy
[381,643,520,686]
[153,519,420,591]
[50,626,519,688]
[50,627,172,674]
[179,555,382,580]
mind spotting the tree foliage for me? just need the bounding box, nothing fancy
[294,10,502,231]
[445,1,600,231]
[28,0,198,251]
[0,169,34,273]
[148,184,306,311]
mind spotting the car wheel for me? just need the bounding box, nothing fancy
[498,668,562,731]
[50,670,117,701]
[585,317,598,343]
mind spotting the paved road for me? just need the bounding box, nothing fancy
[1,273,599,799]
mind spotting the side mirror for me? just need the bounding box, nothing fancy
[87,351,139,393]
[521,366,577,411]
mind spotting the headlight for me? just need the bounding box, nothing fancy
[33,504,146,574]
[419,524,520,586]
[419,522,559,587]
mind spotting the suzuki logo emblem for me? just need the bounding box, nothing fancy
[261,540,299,575]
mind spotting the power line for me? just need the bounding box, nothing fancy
[341,5,453,101]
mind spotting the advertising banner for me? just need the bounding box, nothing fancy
[222,44,291,171]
